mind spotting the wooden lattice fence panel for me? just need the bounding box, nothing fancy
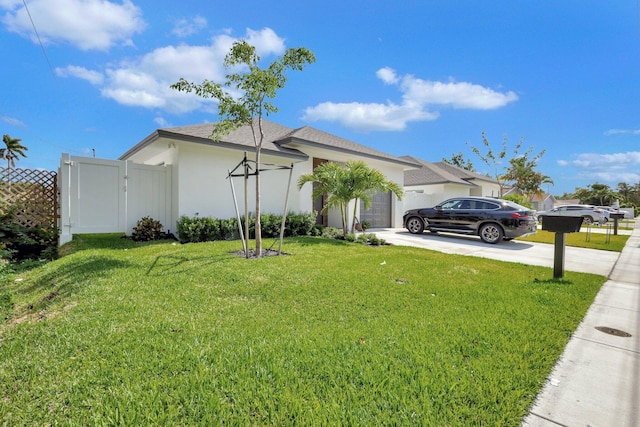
[1,167,58,229]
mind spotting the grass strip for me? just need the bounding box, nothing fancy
[518,229,628,251]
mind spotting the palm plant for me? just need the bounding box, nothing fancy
[345,161,403,233]
[298,160,403,236]
[298,162,350,235]
[1,134,28,169]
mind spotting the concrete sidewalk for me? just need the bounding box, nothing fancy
[370,225,639,426]
[523,221,640,427]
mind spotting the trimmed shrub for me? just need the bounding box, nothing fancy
[0,211,59,262]
[177,212,317,243]
[131,216,167,242]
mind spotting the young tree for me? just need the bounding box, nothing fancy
[501,154,553,201]
[171,41,315,257]
[468,131,548,198]
[1,134,28,169]
[467,131,511,195]
[297,160,403,236]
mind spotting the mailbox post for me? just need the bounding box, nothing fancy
[610,212,625,235]
[541,216,583,279]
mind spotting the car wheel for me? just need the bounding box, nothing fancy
[479,223,503,244]
[582,216,593,225]
[405,217,425,234]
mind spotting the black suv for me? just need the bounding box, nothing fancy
[403,196,537,244]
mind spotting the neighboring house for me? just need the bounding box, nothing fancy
[502,187,556,211]
[400,156,500,211]
[119,119,419,231]
[530,193,556,211]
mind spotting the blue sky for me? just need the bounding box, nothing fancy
[2,0,639,196]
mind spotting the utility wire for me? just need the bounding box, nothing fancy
[22,0,57,84]
[14,0,85,158]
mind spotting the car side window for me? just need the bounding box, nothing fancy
[441,200,462,209]
[476,201,499,210]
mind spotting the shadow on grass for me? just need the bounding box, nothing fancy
[146,253,237,276]
[59,234,177,256]
[532,277,574,285]
[14,256,134,314]
[288,236,352,247]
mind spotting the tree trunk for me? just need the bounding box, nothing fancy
[255,148,262,257]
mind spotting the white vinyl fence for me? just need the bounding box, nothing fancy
[58,154,171,245]
[402,191,436,212]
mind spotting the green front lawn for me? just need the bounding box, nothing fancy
[0,235,606,426]
[518,229,629,251]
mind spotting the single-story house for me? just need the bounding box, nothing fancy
[502,187,556,211]
[400,155,501,211]
[119,118,420,231]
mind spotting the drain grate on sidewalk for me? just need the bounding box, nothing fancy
[595,326,632,337]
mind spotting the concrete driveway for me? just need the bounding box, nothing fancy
[370,228,620,277]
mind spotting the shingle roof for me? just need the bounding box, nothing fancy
[121,118,418,168]
[280,126,417,167]
[401,155,474,187]
[432,161,497,183]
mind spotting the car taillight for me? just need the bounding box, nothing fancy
[511,212,531,219]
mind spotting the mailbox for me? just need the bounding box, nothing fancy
[539,216,583,279]
[610,212,625,235]
[541,216,583,233]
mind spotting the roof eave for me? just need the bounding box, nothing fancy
[280,137,419,168]
[121,129,309,162]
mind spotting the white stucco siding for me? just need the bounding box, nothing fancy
[176,144,309,221]
[467,179,500,198]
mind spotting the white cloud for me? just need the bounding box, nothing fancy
[153,117,172,128]
[558,152,640,185]
[560,152,640,169]
[1,116,26,128]
[303,67,518,132]
[1,0,145,51]
[55,65,104,85]
[171,15,207,38]
[245,28,286,57]
[55,27,285,113]
[604,128,640,136]
[303,102,438,132]
[400,75,519,109]
[376,67,399,85]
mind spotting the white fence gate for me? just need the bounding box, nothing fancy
[58,154,171,245]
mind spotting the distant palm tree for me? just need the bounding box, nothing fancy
[1,134,28,169]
